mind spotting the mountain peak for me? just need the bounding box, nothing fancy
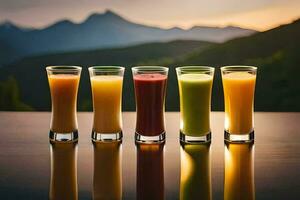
[103,10,119,17]
[0,21,29,33]
[0,21,19,29]
[85,10,124,22]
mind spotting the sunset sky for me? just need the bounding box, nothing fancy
[0,0,300,31]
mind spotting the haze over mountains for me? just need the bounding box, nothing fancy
[0,10,256,65]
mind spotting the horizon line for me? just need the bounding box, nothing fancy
[0,9,260,31]
[1,9,299,32]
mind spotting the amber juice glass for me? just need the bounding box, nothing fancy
[221,66,257,142]
[46,66,81,141]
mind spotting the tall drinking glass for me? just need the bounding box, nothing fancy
[176,66,214,143]
[89,66,124,141]
[132,66,168,143]
[221,66,257,142]
[46,66,81,141]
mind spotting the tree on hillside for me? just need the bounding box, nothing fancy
[0,76,33,111]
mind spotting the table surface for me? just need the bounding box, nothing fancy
[0,112,300,200]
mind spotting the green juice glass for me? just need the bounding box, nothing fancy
[176,66,214,143]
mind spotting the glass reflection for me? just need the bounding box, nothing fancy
[49,140,78,200]
[180,141,212,200]
[93,140,122,200]
[224,141,255,200]
[136,142,165,200]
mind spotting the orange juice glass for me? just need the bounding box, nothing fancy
[221,66,257,142]
[89,66,124,141]
[46,66,81,141]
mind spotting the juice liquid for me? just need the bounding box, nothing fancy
[178,74,213,136]
[93,141,122,200]
[136,143,164,200]
[222,72,256,134]
[133,74,167,136]
[180,143,211,200]
[48,74,80,133]
[91,76,123,133]
[49,141,78,200]
[224,142,255,200]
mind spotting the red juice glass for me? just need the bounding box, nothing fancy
[132,66,169,143]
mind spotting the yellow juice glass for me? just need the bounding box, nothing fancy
[224,141,255,200]
[89,66,124,141]
[221,66,257,142]
[46,66,81,141]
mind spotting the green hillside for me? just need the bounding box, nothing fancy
[0,40,213,111]
[170,18,300,111]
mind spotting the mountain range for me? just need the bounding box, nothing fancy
[0,10,256,65]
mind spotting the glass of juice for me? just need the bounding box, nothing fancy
[132,66,168,143]
[89,66,125,141]
[46,66,81,141]
[176,66,214,143]
[221,66,257,142]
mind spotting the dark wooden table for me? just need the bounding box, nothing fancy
[0,112,299,199]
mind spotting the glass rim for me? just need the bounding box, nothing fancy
[220,65,257,72]
[88,66,124,72]
[132,66,169,73]
[176,66,214,73]
[46,65,82,72]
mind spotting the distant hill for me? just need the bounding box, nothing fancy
[168,18,300,111]
[0,10,256,65]
[0,40,213,111]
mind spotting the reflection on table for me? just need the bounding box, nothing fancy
[49,140,78,200]
[180,141,212,200]
[224,141,255,200]
[92,140,122,200]
[136,142,165,200]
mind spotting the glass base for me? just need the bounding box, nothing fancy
[224,130,254,143]
[49,130,78,142]
[135,132,165,144]
[91,131,123,142]
[180,131,211,143]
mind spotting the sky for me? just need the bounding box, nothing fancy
[0,0,300,31]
